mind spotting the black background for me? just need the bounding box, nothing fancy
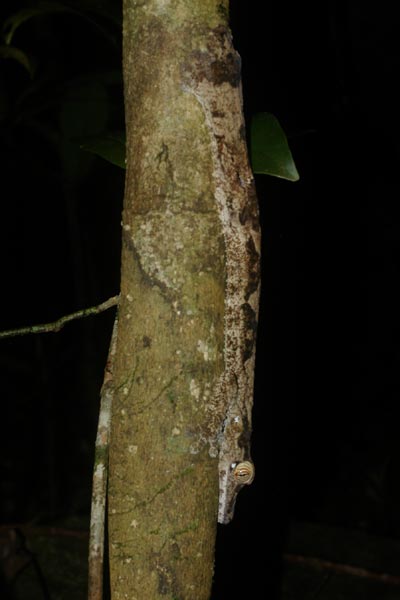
[1,1,400,598]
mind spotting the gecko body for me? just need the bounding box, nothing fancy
[181,25,261,524]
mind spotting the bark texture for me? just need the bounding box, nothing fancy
[108,1,259,598]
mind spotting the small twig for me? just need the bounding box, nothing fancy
[88,315,118,600]
[0,295,119,339]
[284,552,400,587]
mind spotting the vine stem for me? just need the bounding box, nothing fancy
[0,296,119,339]
[88,315,118,600]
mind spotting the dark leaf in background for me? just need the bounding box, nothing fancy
[251,112,299,181]
[78,131,126,169]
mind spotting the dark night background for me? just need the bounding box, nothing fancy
[1,1,400,598]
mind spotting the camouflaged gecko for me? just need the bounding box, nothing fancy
[181,25,261,524]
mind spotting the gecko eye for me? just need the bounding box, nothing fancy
[231,461,255,485]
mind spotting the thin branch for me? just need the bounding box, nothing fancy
[88,315,118,600]
[0,295,119,339]
[284,553,400,587]
[0,524,88,540]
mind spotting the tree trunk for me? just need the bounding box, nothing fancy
[108,1,260,598]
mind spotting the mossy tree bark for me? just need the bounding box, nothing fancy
[108,1,260,598]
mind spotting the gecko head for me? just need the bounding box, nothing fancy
[218,458,255,524]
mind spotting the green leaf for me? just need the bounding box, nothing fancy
[78,132,126,169]
[0,44,36,78]
[2,1,121,48]
[251,112,299,181]
[59,80,110,182]
[2,4,66,45]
